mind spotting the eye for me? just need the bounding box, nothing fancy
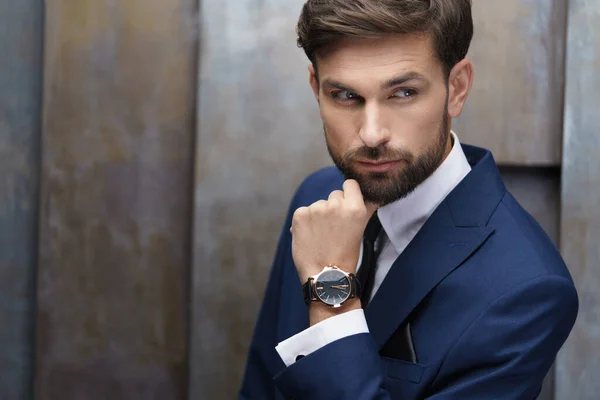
[331,90,359,102]
[392,88,417,99]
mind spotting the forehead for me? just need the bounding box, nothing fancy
[315,34,443,86]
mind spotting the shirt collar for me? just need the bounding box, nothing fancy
[377,131,472,254]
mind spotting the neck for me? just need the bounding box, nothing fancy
[438,130,455,166]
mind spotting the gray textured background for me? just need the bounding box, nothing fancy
[0,1,43,399]
[34,1,198,399]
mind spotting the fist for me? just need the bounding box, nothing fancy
[290,179,378,283]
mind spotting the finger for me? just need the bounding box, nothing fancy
[310,200,328,215]
[328,190,344,202]
[342,179,365,208]
[311,199,328,208]
[293,206,309,220]
[291,206,309,233]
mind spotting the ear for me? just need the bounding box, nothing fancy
[447,58,474,119]
[308,64,319,100]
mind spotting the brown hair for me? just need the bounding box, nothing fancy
[296,0,473,77]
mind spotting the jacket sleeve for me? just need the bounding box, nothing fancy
[426,274,578,399]
[271,275,577,400]
[274,332,392,400]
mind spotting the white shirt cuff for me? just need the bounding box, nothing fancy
[275,308,369,367]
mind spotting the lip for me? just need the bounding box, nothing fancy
[356,160,400,173]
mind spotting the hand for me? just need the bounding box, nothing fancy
[290,179,378,284]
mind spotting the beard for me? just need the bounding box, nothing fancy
[326,106,450,206]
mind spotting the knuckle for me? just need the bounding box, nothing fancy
[328,198,342,208]
[293,206,308,222]
[309,201,326,214]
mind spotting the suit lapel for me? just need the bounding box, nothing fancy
[366,144,505,350]
[365,202,494,349]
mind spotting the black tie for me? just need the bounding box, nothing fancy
[357,212,382,308]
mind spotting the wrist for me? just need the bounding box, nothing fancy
[309,298,361,326]
[298,260,357,283]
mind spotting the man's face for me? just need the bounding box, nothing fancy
[311,34,457,206]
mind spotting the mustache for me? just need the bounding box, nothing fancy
[343,145,415,163]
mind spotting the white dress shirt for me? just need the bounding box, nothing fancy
[275,131,472,367]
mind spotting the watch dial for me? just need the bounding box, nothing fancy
[315,270,351,306]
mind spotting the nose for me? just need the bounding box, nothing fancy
[358,102,391,148]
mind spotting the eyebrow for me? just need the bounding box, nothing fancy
[381,72,426,89]
[321,72,426,93]
[321,79,355,93]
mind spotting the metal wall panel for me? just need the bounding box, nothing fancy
[190,0,328,398]
[455,0,567,166]
[0,1,43,399]
[500,167,560,245]
[556,1,600,398]
[35,1,198,398]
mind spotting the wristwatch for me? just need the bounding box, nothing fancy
[302,265,361,308]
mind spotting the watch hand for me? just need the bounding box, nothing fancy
[330,285,350,289]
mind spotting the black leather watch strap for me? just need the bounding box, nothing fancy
[302,278,314,305]
[350,273,362,299]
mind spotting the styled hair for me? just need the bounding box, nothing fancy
[296,0,473,77]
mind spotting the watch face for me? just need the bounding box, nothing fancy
[315,269,351,306]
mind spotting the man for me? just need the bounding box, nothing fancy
[239,0,578,399]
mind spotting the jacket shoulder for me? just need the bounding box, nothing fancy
[447,190,576,313]
[498,192,573,281]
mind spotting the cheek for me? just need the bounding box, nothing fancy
[321,105,359,146]
[386,100,446,150]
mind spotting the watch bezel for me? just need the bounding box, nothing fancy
[312,266,353,308]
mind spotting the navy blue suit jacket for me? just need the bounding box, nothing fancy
[239,144,578,399]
